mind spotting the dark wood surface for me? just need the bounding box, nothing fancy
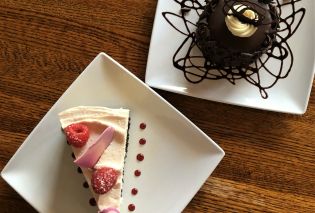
[1,0,315,212]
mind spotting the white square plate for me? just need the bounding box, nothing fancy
[1,53,224,213]
[145,0,315,114]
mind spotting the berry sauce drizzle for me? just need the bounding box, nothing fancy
[128,122,147,210]
[134,169,141,177]
[139,138,146,145]
[139,123,146,130]
[162,0,306,98]
[136,153,144,161]
[131,188,138,195]
[128,204,136,211]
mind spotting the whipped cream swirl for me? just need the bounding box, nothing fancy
[225,4,258,38]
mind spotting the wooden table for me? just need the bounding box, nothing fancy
[1,0,314,212]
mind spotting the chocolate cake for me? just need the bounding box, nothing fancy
[162,0,305,98]
[196,0,279,67]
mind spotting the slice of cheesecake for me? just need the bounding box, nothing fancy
[59,106,129,213]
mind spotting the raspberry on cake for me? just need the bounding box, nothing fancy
[92,167,119,194]
[59,106,130,213]
[64,123,90,147]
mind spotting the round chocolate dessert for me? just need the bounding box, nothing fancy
[196,0,279,67]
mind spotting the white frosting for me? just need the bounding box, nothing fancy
[59,106,129,211]
[225,4,258,38]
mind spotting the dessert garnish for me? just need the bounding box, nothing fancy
[134,169,141,177]
[139,122,146,129]
[131,188,138,195]
[64,123,89,147]
[139,138,146,145]
[74,126,115,168]
[92,167,119,194]
[128,204,136,211]
[136,153,144,161]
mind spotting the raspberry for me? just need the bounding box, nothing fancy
[91,167,119,194]
[64,123,89,147]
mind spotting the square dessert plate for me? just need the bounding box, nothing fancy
[145,0,315,114]
[1,53,224,213]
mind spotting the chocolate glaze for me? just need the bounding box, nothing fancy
[196,0,277,66]
[89,198,96,206]
[162,0,306,98]
[83,181,89,188]
[77,167,82,174]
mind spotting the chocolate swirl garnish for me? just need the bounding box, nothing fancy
[162,0,305,99]
[259,0,273,4]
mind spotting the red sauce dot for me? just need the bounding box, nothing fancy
[128,204,136,211]
[89,198,96,206]
[139,138,146,145]
[131,188,138,195]
[136,153,144,161]
[139,122,146,130]
[134,170,141,177]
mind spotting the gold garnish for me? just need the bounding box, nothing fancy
[243,9,256,20]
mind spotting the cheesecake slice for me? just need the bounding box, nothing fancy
[59,106,129,213]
